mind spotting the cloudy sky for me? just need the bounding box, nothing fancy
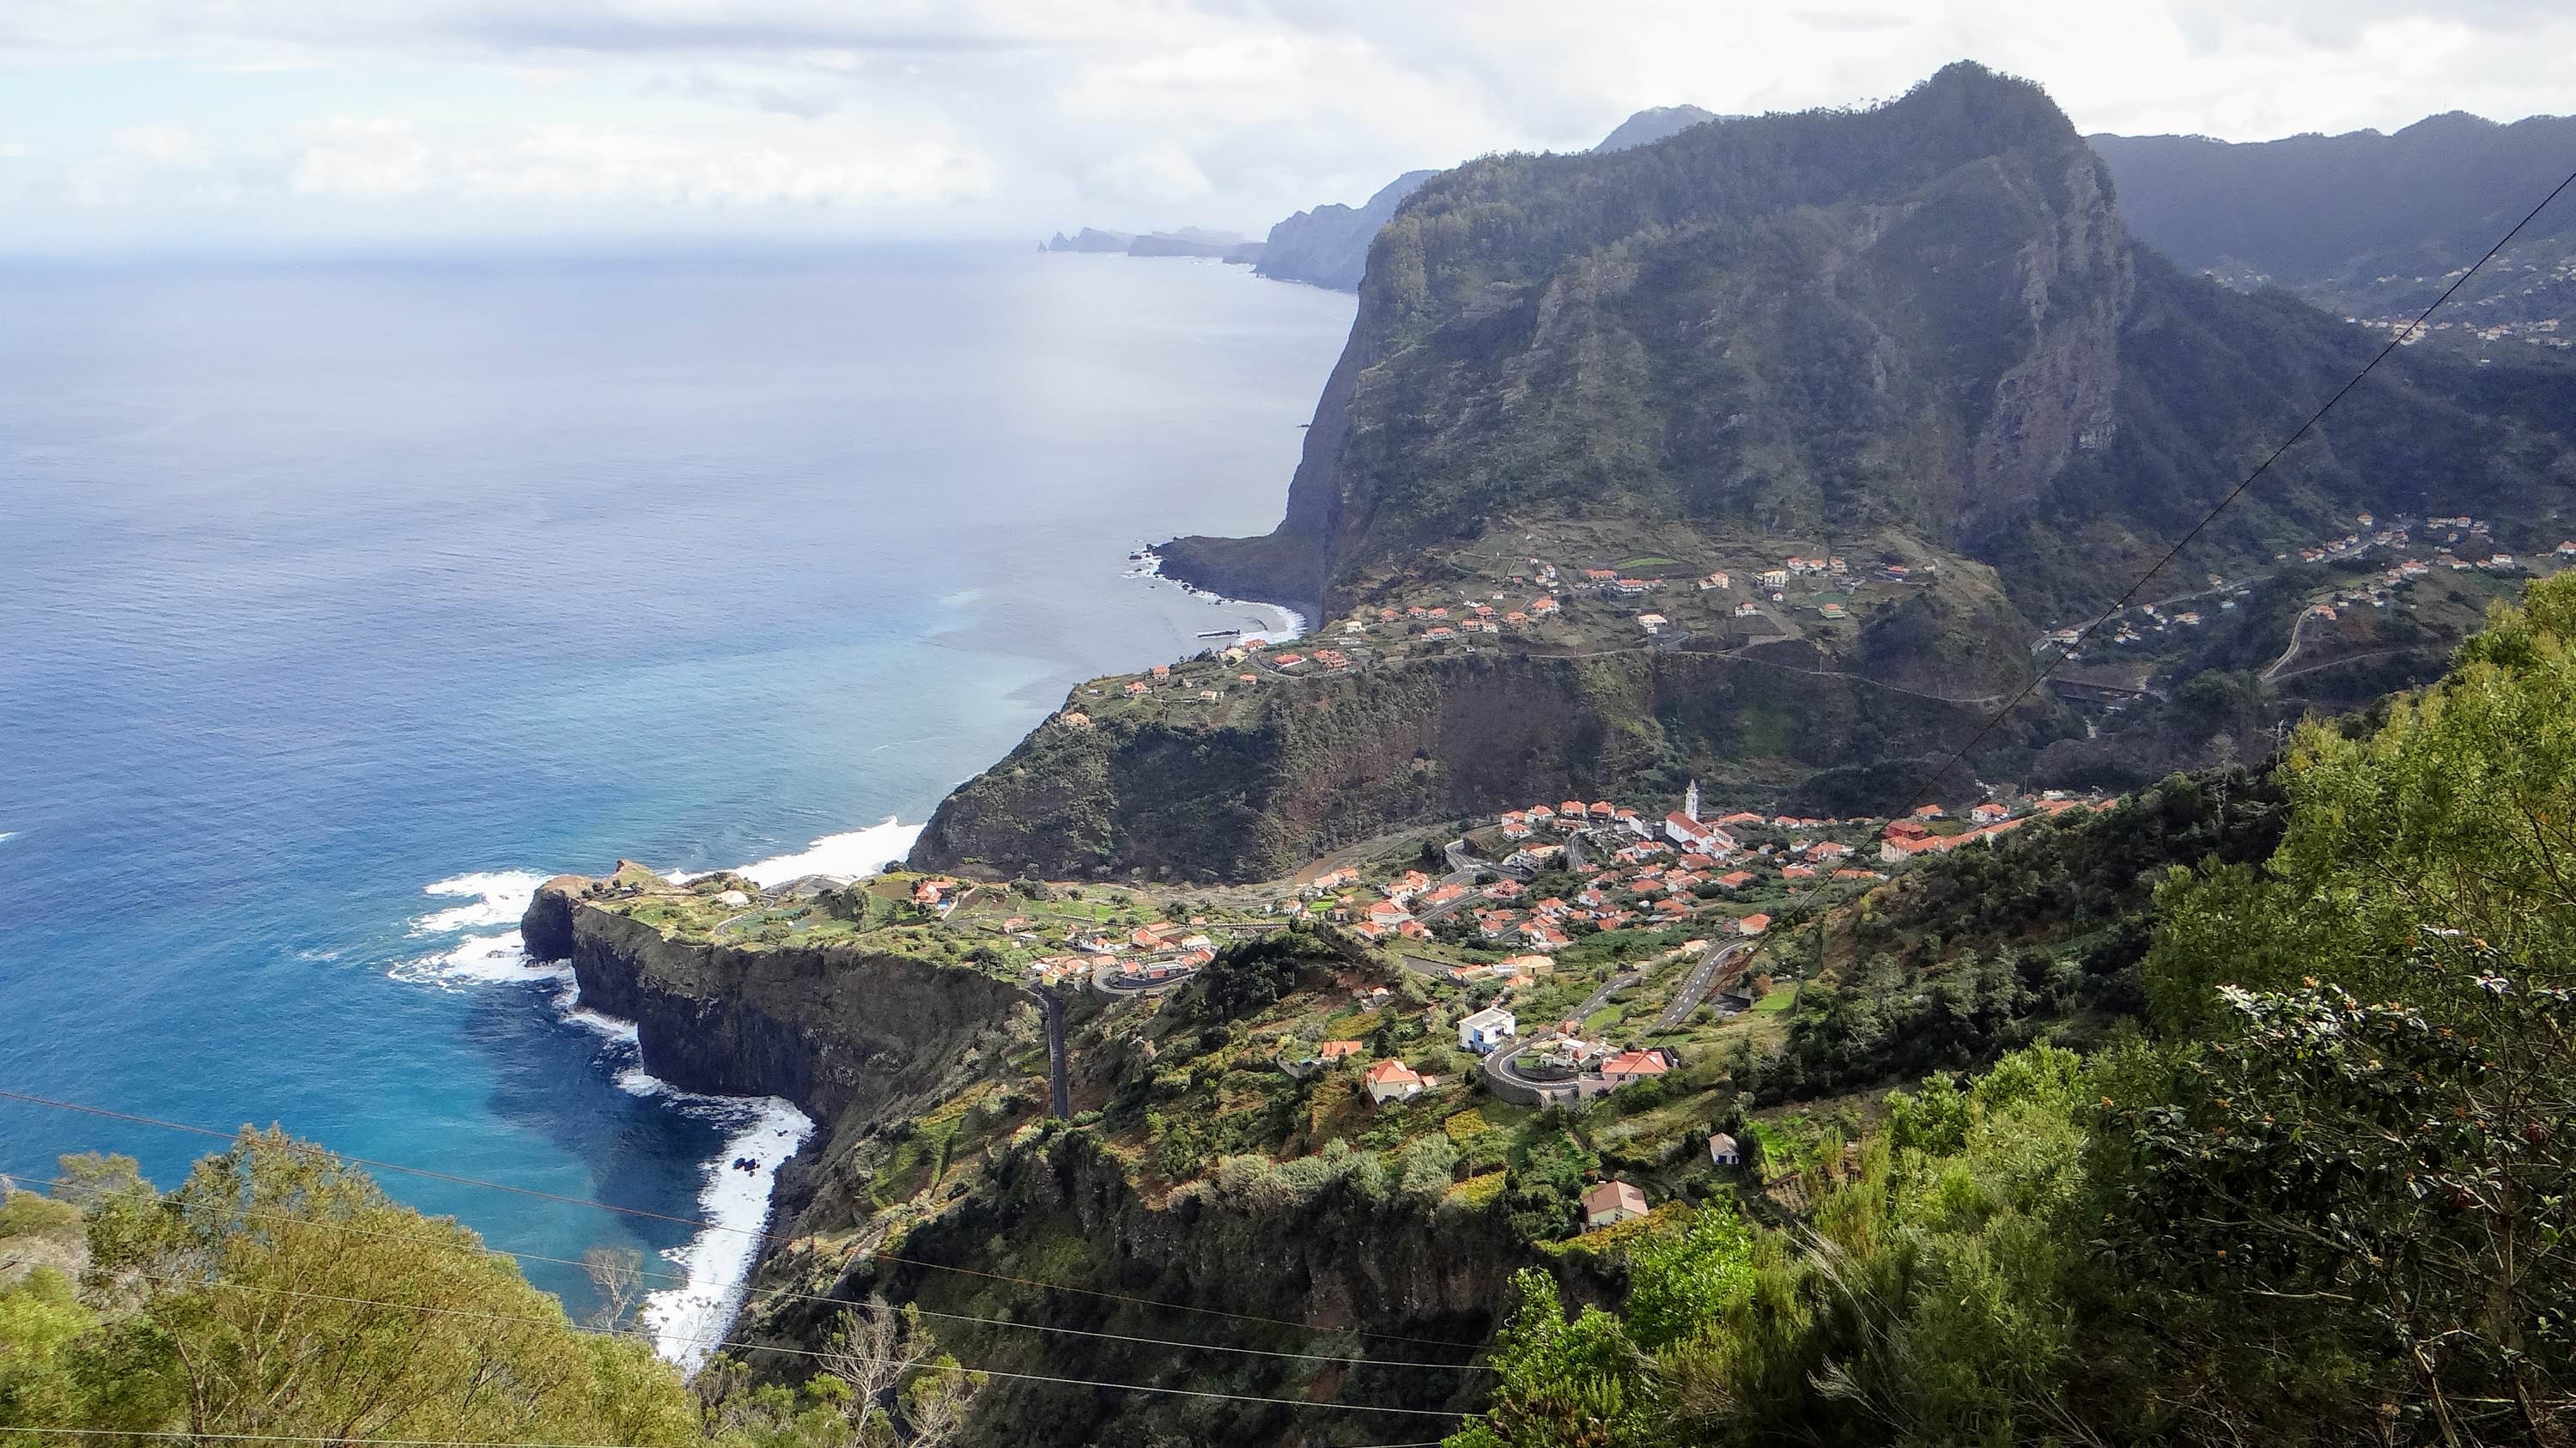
[5,0,2572,252]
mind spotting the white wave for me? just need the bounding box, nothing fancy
[386,928,573,989]
[628,1083,817,1374]
[733,818,923,888]
[564,1007,642,1045]
[388,828,895,1371]
[411,870,551,934]
[0,831,15,844]
[1126,546,1305,642]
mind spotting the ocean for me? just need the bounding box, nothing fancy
[0,242,1353,1361]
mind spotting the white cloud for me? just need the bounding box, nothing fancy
[66,125,214,205]
[270,113,992,208]
[3,0,2571,245]
[1079,143,1212,208]
[291,118,435,197]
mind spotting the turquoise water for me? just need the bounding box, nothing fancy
[0,244,1352,1341]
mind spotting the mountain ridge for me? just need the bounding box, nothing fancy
[940,62,2576,883]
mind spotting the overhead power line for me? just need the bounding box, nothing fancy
[0,1435,1463,1448]
[0,1163,1488,1374]
[0,1090,1480,1348]
[76,1267,1467,1422]
[0,1422,654,1433]
[1760,160,2576,936]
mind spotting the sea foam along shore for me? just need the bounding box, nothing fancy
[1123,546,1307,642]
[617,1074,812,1372]
[393,821,924,1371]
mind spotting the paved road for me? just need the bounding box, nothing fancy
[1480,969,1641,1101]
[2262,608,2323,682]
[1443,839,1487,878]
[1563,831,1590,873]
[1021,985,1071,1117]
[1653,938,1755,1031]
[2271,642,2445,685]
[1089,960,1199,996]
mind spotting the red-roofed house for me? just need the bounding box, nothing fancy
[1737,913,1772,936]
[1665,813,1735,852]
[1319,1040,1364,1061]
[1582,1180,1648,1230]
[1601,1049,1672,1085]
[1364,1060,1425,1105]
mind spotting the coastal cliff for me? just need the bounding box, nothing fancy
[521,872,1031,1177]
[519,873,1536,1446]
[910,642,2051,883]
[797,1129,1513,1446]
[936,63,2576,885]
[1250,169,1437,293]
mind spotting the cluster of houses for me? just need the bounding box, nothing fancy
[1578,1136,1755,1232]
[1473,786,1892,938]
[1024,917,1219,990]
[2366,314,2572,350]
[1875,795,2114,862]
[1321,1001,1685,1128]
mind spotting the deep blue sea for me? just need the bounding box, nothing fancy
[0,243,1352,1354]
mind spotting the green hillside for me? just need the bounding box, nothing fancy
[1163,64,2576,630]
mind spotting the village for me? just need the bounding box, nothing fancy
[2034,509,2576,674]
[579,770,2117,1232]
[1071,532,1968,734]
[1084,510,2576,750]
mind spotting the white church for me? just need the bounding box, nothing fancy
[1662,782,1736,854]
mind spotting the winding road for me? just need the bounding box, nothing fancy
[1479,969,1641,1104]
[1021,985,1071,1118]
[1652,938,1756,1031]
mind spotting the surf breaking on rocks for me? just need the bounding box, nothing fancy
[392,819,923,1371]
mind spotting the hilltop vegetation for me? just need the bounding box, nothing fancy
[2093,113,2576,356]
[19,571,2574,1445]
[1455,574,2576,1447]
[1167,64,2576,629]
[953,64,2576,880]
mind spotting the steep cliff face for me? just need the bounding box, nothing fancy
[1163,63,2576,634]
[1167,63,2143,622]
[1251,170,1436,293]
[910,644,2055,881]
[756,1130,1518,1448]
[524,879,1026,1134]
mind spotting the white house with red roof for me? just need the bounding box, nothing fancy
[1364,1059,1426,1106]
[1582,1180,1649,1230]
[1600,1049,1673,1085]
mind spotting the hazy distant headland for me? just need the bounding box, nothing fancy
[1043,106,1733,292]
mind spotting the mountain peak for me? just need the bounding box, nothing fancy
[1594,104,1718,152]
